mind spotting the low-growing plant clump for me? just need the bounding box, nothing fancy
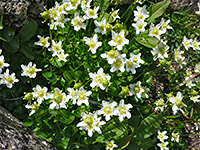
[0,0,200,149]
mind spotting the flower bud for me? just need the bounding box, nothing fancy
[41,10,50,20]
[105,23,113,33]
[102,79,109,87]
[74,82,82,89]
[23,92,33,101]
[114,23,123,32]
[120,86,130,96]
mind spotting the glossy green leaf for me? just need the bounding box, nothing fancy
[127,138,154,150]
[49,57,64,68]
[148,0,170,23]
[53,133,70,150]
[19,41,35,60]
[59,110,75,125]
[2,36,20,53]
[135,34,159,48]
[134,114,162,139]
[18,20,38,42]
[0,26,15,42]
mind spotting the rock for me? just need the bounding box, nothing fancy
[0,106,55,150]
[0,0,47,31]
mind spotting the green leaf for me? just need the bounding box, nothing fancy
[63,70,77,84]
[0,26,15,42]
[13,106,27,120]
[19,40,35,60]
[2,36,20,53]
[134,114,162,139]
[135,34,159,48]
[127,138,154,150]
[53,133,70,150]
[42,70,52,79]
[49,57,64,68]
[147,0,170,23]
[18,20,38,42]
[58,110,75,125]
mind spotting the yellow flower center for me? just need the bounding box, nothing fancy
[0,61,3,68]
[138,14,144,20]
[71,0,78,6]
[40,38,47,46]
[114,59,122,68]
[160,143,166,148]
[127,61,134,68]
[152,28,159,35]
[162,23,167,29]
[118,106,126,115]
[175,98,182,107]
[74,19,82,27]
[99,24,105,31]
[133,86,140,93]
[184,41,189,47]
[28,67,36,75]
[88,9,95,16]
[137,23,143,29]
[107,50,118,59]
[107,142,114,148]
[193,42,197,48]
[103,106,112,115]
[38,91,44,97]
[133,57,138,63]
[53,92,63,103]
[114,36,123,45]
[79,93,86,100]
[84,116,94,125]
[32,103,39,110]
[7,77,14,84]
[89,41,96,49]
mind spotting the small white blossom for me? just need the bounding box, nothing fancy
[132,20,147,34]
[94,18,107,34]
[0,69,19,88]
[195,2,200,15]
[190,95,200,103]
[25,102,39,116]
[157,142,169,150]
[66,87,79,104]
[109,30,129,50]
[106,140,118,150]
[101,50,120,64]
[89,68,111,90]
[47,88,68,109]
[114,99,133,122]
[97,101,117,121]
[77,112,106,137]
[81,0,92,9]
[159,18,172,33]
[191,37,200,50]
[48,40,64,57]
[54,15,70,28]
[110,54,126,72]
[134,5,149,22]
[194,63,200,73]
[83,34,102,54]
[149,23,164,40]
[76,86,92,106]
[182,36,192,50]
[83,6,99,20]
[111,8,120,21]
[63,0,80,11]
[0,55,9,73]
[34,35,50,48]
[71,13,86,31]
[129,81,145,98]
[154,98,166,112]
[57,52,69,62]
[169,91,185,115]
[21,62,42,78]
[32,85,48,105]
[157,130,168,142]
[171,132,180,143]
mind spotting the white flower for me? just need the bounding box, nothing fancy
[185,79,195,88]
[136,0,142,4]
[0,55,9,73]
[114,99,133,122]
[0,69,19,88]
[49,7,60,20]
[195,2,200,15]
[110,54,126,72]
[108,30,129,50]
[89,68,111,90]
[77,112,106,137]
[32,85,48,105]
[151,40,169,61]
[154,98,166,112]
[157,130,168,142]
[25,102,39,116]
[132,20,147,34]
[190,95,200,103]
[134,5,149,22]
[97,101,117,121]
[63,0,80,11]
[34,35,50,48]
[71,13,86,31]
[83,6,99,19]
[171,132,180,143]
[83,34,102,54]
[149,23,164,40]
[66,87,79,104]
[48,40,64,57]
[48,21,57,30]
[94,18,107,34]
[21,62,42,78]
[111,8,120,21]
[129,81,144,98]
[106,140,118,150]
[47,88,68,109]
[101,50,120,64]
[191,37,200,50]
[174,47,186,68]
[76,86,92,106]
[182,36,192,50]
[159,18,172,33]
[169,91,185,115]
[57,52,69,62]
[81,0,92,9]
[157,142,169,150]
[194,63,200,73]
[54,15,70,28]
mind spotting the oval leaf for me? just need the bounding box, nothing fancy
[2,36,20,53]
[135,34,159,48]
